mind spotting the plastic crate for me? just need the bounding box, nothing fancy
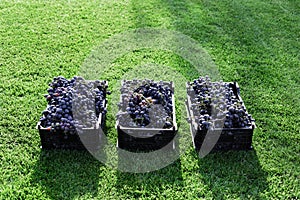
[186,82,256,152]
[116,80,178,152]
[37,80,108,150]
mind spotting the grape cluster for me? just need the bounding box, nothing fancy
[39,76,108,134]
[118,80,174,128]
[188,76,253,130]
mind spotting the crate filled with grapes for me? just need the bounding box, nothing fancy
[186,76,256,151]
[116,80,177,152]
[37,76,109,150]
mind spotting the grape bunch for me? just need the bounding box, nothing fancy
[118,80,174,128]
[188,76,254,130]
[39,76,108,134]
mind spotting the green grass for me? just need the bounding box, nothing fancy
[0,0,299,199]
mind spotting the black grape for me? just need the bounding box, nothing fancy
[188,76,254,130]
[118,80,174,129]
[39,76,109,134]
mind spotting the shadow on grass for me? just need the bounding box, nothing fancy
[115,159,183,199]
[195,150,268,199]
[30,150,102,199]
[115,136,183,197]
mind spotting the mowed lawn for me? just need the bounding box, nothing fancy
[0,0,299,199]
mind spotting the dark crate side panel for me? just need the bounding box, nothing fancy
[117,127,177,152]
[193,128,254,151]
[39,128,102,150]
[118,140,176,152]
